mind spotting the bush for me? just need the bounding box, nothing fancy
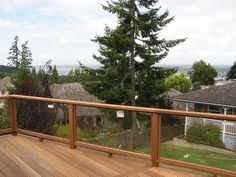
[0,107,10,129]
[54,124,97,140]
[186,124,224,148]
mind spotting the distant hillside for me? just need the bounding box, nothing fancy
[0,65,16,73]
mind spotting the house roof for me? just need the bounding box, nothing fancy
[172,82,236,107]
[158,89,194,111]
[0,76,14,91]
[50,83,102,117]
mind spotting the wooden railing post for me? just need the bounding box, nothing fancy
[151,113,161,167]
[9,98,17,135]
[68,104,77,149]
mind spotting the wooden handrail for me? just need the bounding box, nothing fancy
[0,94,236,176]
[68,104,77,149]
[0,94,235,121]
[0,129,12,135]
[151,113,161,167]
[9,98,17,135]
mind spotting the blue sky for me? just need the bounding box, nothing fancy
[0,0,236,66]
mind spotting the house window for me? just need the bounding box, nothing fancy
[195,104,204,112]
[209,105,221,114]
[226,108,233,115]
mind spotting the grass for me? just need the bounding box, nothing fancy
[54,124,97,141]
[134,144,236,172]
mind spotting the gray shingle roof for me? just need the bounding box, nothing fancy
[172,82,236,107]
[0,76,14,91]
[50,83,102,117]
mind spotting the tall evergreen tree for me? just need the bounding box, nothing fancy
[7,36,20,69]
[227,61,236,80]
[89,0,185,130]
[20,41,32,67]
[51,65,59,84]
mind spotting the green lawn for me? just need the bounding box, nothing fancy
[134,144,236,172]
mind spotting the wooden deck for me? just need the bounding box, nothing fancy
[0,135,211,177]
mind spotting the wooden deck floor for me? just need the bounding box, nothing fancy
[0,135,211,177]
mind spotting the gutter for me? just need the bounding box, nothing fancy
[172,98,236,109]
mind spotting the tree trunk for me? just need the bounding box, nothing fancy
[130,0,137,132]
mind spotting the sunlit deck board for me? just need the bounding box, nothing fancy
[0,135,210,177]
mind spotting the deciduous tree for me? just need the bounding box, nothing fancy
[190,60,217,86]
[165,74,191,93]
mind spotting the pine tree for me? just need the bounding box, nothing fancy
[227,61,236,80]
[51,65,59,84]
[90,0,185,130]
[7,36,20,69]
[20,41,32,67]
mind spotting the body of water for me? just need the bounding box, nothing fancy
[35,64,230,77]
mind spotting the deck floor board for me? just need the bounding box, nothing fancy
[0,135,211,177]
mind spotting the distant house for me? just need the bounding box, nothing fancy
[50,83,104,130]
[0,76,14,108]
[172,82,236,150]
[0,76,14,95]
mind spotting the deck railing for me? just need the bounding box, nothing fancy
[0,95,236,177]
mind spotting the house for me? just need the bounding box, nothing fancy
[0,76,14,108]
[50,83,104,130]
[171,82,236,150]
[0,76,13,95]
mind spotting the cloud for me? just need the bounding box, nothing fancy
[159,0,236,65]
[0,19,20,29]
[0,0,236,66]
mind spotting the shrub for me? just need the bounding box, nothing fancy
[0,107,10,129]
[186,124,224,148]
[54,124,97,140]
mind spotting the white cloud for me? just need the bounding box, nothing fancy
[159,0,236,65]
[0,0,236,66]
[0,19,20,29]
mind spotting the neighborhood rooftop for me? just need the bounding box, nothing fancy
[50,83,102,117]
[172,81,236,107]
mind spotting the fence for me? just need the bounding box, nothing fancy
[0,95,236,177]
[84,125,184,148]
[186,117,236,144]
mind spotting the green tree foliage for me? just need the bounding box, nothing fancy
[7,36,20,69]
[191,81,201,91]
[226,61,236,80]
[7,36,33,69]
[0,73,7,79]
[51,65,59,84]
[190,60,217,86]
[165,74,191,93]
[88,0,185,107]
[0,105,10,129]
[20,41,32,67]
[11,65,31,86]
[65,69,78,83]
[65,63,94,84]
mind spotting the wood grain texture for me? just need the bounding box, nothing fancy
[0,135,211,177]
[151,113,161,167]
[7,94,236,121]
[68,104,77,149]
